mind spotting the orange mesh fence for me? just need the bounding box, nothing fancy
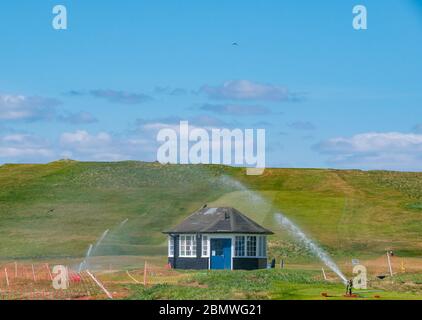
[0,263,102,300]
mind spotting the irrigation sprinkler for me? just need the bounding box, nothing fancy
[345,279,354,297]
[275,213,347,284]
[386,251,393,277]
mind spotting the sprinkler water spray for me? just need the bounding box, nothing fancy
[275,213,348,284]
[218,175,348,284]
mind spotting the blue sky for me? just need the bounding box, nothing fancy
[1,0,422,170]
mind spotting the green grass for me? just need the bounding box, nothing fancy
[405,202,422,211]
[125,269,422,300]
[126,269,324,300]
[0,161,231,258]
[0,161,422,261]
[1,160,422,300]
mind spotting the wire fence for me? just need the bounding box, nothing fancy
[123,262,182,286]
[0,261,181,300]
[0,262,102,300]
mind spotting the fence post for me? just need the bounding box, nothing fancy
[5,268,9,287]
[32,264,36,282]
[322,267,327,280]
[143,261,148,286]
[45,263,53,281]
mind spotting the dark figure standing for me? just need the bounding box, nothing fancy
[346,279,353,296]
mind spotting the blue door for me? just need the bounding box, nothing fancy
[210,239,231,270]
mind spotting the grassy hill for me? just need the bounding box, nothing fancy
[0,160,421,262]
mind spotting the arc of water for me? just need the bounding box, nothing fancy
[275,213,347,284]
[95,229,109,249]
[78,218,129,273]
[218,175,348,284]
[119,218,129,227]
[79,229,109,273]
[79,244,93,272]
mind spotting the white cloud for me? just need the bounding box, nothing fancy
[315,132,422,171]
[0,94,60,121]
[60,130,112,146]
[59,130,155,161]
[135,115,229,133]
[60,130,119,160]
[1,114,261,164]
[317,132,422,153]
[0,134,54,162]
[200,80,292,101]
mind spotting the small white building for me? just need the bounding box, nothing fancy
[163,207,273,270]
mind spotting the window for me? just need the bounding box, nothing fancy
[179,235,197,257]
[168,236,174,257]
[202,235,209,256]
[235,236,245,257]
[236,236,261,257]
[213,240,224,255]
[258,236,267,257]
[246,236,257,257]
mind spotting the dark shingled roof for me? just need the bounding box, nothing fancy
[163,207,273,235]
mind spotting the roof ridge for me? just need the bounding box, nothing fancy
[163,206,273,234]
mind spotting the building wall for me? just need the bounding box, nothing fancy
[233,258,267,270]
[168,257,209,270]
[168,234,210,270]
[169,257,267,270]
[168,233,268,270]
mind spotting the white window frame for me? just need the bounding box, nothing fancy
[233,235,267,258]
[202,235,209,257]
[258,236,267,257]
[235,236,246,257]
[179,234,197,258]
[246,235,257,257]
[168,236,174,257]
